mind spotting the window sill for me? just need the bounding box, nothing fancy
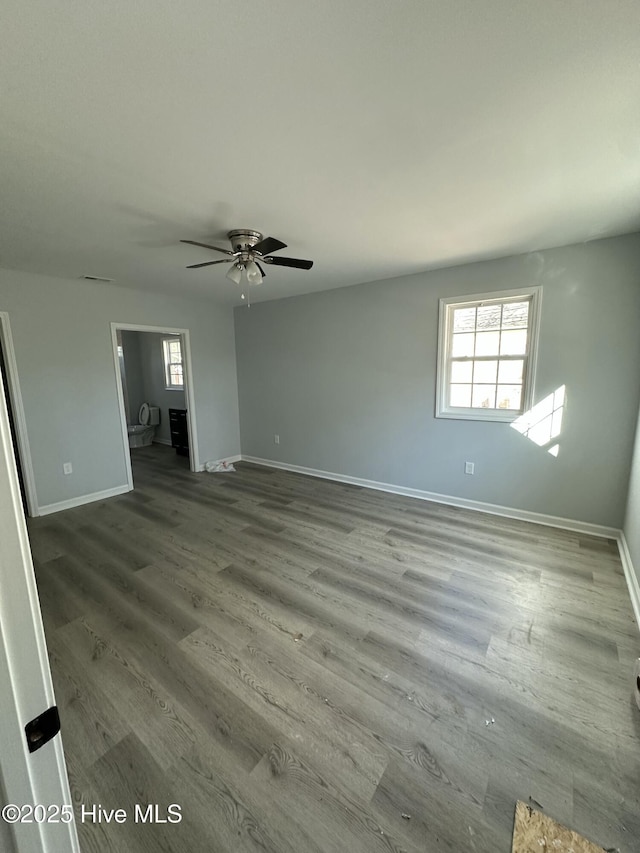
[436,408,520,423]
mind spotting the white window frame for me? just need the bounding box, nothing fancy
[436,286,542,422]
[162,336,184,390]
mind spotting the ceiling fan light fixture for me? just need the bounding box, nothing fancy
[245,260,263,285]
[183,230,313,306]
[226,263,243,285]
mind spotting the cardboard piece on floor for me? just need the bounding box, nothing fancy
[512,801,606,853]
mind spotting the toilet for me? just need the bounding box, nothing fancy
[128,403,160,448]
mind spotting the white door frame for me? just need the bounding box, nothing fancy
[0,349,80,852]
[0,312,39,517]
[110,322,200,490]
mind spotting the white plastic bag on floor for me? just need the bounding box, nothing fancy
[205,460,236,473]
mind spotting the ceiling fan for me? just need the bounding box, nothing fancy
[181,230,313,298]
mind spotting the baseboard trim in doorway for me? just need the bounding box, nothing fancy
[617,533,640,630]
[38,484,131,516]
[152,438,172,446]
[240,455,620,540]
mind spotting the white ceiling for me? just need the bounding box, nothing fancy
[2,1,640,305]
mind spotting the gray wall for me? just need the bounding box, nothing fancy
[120,331,186,444]
[235,233,640,528]
[623,399,640,590]
[0,269,240,510]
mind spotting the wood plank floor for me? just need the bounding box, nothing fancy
[28,444,640,853]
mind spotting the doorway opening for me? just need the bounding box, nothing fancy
[0,312,38,516]
[110,323,200,489]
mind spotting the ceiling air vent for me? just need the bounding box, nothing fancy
[81,274,114,283]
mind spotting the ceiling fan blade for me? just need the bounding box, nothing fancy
[256,262,267,278]
[186,259,232,269]
[181,239,234,256]
[264,256,313,270]
[253,236,287,256]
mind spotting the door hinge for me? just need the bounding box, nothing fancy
[25,706,60,753]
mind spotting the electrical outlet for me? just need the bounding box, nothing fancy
[63,462,73,475]
[274,434,280,445]
[464,461,474,475]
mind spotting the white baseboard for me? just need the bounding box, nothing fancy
[240,455,620,539]
[38,484,131,516]
[152,437,172,446]
[617,532,640,630]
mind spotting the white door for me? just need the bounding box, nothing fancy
[0,365,79,851]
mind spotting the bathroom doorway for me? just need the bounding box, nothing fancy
[110,323,199,489]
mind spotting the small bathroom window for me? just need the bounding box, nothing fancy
[162,337,183,390]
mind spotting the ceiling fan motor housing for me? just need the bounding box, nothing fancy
[227,229,263,260]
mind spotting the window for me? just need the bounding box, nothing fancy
[162,337,183,390]
[436,287,541,421]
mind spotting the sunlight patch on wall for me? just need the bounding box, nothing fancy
[511,386,565,456]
